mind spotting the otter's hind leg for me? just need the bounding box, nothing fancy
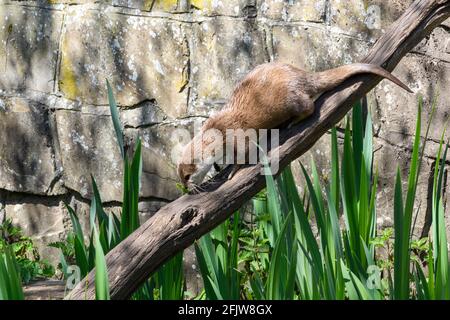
[287,95,315,129]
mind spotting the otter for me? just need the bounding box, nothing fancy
[177,62,412,191]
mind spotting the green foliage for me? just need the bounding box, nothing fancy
[53,81,184,300]
[250,161,299,300]
[371,228,394,271]
[195,212,241,300]
[193,96,450,301]
[94,227,110,300]
[0,241,24,300]
[283,100,378,300]
[154,252,185,300]
[414,114,450,300]
[106,79,125,160]
[0,219,55,283]
[392,97,424,300]
[48,232,76,268]
[176,183,189,194]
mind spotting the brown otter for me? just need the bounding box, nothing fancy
[177,62,412,190]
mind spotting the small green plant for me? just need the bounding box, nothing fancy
[0,219,55,283]
[48,232,76,267]
[176,183,190,194]
[371,228,394,273]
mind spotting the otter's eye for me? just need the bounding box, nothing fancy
[184,174,191,182]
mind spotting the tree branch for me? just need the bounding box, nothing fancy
[67,0,450,300]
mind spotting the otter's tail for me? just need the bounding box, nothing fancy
[310,63,412,96]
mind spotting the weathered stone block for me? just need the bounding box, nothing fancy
[442,17,450,29]
[373,137,433,236]
[292,132,333,195]
[191,0,256,17]
[259,0,326,22]
[55,110,124,202]
[38,0,92,4]
[56,108,180,202]
[414,27,450,64]
[138,199,169,222]
[5,198,66,265]
[372,54,449,162]
[0,4,63,93]
[183,246,202,297]
[59,5,189,118]
[272,25,370,70]
[0,97,60,195]
[329,0,414,38]
[120,100,168,128]
[135,122,188,200]
[187,19,267,115]
[111,0,180,12]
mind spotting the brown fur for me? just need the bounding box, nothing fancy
[178,62,412,187]
[178,163,196,187]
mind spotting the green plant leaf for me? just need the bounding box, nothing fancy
[94,227,110,300]
[106,79,124,159]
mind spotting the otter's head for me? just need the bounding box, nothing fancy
[177,126,224,191]
[177,162,198,189]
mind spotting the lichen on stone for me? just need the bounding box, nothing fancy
[59,37,80,101]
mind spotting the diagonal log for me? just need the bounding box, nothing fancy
[67,0,450,300]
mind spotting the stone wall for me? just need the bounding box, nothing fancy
[0,0,449,262]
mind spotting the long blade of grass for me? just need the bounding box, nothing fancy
[267,212,293,299]
[393,168,406,299]
[352,99,364,193]
[0,243,24,300]
[106,79,124,159]
[129,138,143,233]
[94,227,110,300]
[330,127,340,214]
